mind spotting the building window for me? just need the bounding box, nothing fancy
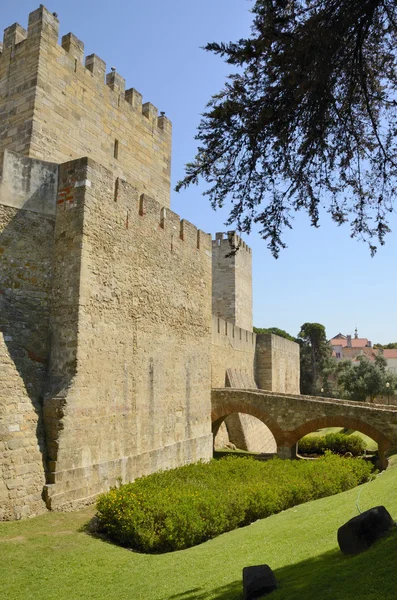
[336,352,341,359]
[114,139,119,159]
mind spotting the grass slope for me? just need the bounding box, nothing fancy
[1,457,397,600]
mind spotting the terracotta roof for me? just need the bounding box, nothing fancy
[349,348,397,361]
[330,337,369,348]
[344,347,375,359]
[330,337,347,346]
[383,349,397,359]
[352,338,370,348]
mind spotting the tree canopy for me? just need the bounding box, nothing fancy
[374,342,397,349]
[336,353,397,402]
[177,0,397,257]
[253,326,297,341]
[297,322,332,395]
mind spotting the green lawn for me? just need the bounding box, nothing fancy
[1,457,397,600]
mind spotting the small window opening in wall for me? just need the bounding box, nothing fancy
[114,139,119,159]
[74,59,78,73]
[114,177,119,202]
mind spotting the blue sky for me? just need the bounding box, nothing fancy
[2,1,397,344]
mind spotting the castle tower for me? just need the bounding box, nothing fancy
[0,6,213,518]
[212,232,253,332]
[0,6,172,206]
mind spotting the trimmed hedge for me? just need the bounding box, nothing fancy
[298,433,366,456]
[96,454,373,553]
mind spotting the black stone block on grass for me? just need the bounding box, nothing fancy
[338,505,394,555]
[243,564,277,599]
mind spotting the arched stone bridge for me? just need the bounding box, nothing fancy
[212,389,397,469]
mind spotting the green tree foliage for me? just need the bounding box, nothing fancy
[374,342,397,349]
[177,0,397,257]
[253,326,297,342]
[298,322,332,395]
[336,353,397,402]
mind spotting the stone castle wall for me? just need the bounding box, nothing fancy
[212,233,253,331]
[211,316,256,388]
[223,413,277,454]
[0,5,302,519]
[0,6,172,207]
[211,316,277,454]
[256,334,300,394]
[0,152,58,518]
[44,157,213,511]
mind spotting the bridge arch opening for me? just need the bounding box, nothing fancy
[214,413,277,454]
[290,416,391,469]
[211,399,285,458]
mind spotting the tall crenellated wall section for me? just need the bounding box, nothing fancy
[211,316,256,388]
[0,5,302,519]
[0,6,172,207]
[212,232,253,332]
[43,157,213,511]
[0,150,213,516]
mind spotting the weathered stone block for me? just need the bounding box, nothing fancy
[243,565,277,599]
[338,506,394,555]
[61,33,84,63]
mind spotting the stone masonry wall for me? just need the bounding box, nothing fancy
[211,316,276,453]
[0,150,58,214]
[224,413,277,454]
[256,334,300,394]
[212,233,253,331]
[0,154,56,518]
[44,157,213,511]
[0,7,172,207]
[211,316,256,388]
[0,22,37,158]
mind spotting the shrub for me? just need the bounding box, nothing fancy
[298,432,366,456]
[96,454,373,553]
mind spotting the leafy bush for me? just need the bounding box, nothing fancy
[96,454,373,553]
[298,433,366,456]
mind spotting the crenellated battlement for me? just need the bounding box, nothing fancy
[0,5,262,522]
[120,185,212,254]
[212,231,253,331]
[55,157,211,256]
[213,231,252,254]
[0,6,170,134]
[0,6,58,52]
[212,315,256,350]
[0,5,172,207]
